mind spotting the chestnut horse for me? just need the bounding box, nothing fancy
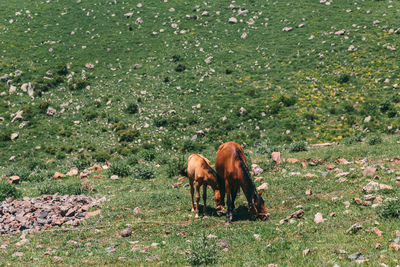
[215,142,269,223]
[186,154,222,218]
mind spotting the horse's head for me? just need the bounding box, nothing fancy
[250,190,269,221]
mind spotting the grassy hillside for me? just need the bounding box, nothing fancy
[0,0,400,265]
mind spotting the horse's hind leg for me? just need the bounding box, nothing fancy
[231,188,238,216]
[190,180,195,213]
[194,181,201,218]
[226,194,233,224]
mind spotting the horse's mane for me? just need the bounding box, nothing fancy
[234,147,257,202]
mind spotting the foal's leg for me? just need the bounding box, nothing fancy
[202,185,207,216]
[194,181,201,218]
[190,180,195,212]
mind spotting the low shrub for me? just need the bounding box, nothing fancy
[132,164,155,180]
[289,141,307,152]
[185,234,218,266]
[108,160,132,177]
[367,135,383,145]
[138,149,155,162]
[68,78,88,90]
[379,199,400,219]
[126,103,139,114]
[166,156,186,178]
[119,129,139,142]
[0,181,21,201]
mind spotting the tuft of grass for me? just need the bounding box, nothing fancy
[0,181,21,201]
[185,234,218,266]
[367,135,383,145]
[108,160,132,177]
[379,199,400,219]
[37,180,83,195]
[289,141,307,153]
[132,164,155,180]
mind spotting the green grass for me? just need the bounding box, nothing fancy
[0,0,400,265]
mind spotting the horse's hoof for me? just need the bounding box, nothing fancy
[225,221,231,225]
[195,214,199,219]
[203,215,208,219]
[191,209,195,212]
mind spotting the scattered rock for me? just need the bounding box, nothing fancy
[304,173,317,178]
[346,223,362,234]
[66,167,79,176]
[86,209,101,218]
[120,228,132,237]
[228,17,238,24]
[53,172,65,179]
[287,158,300,164]
[363,181,392,193]
[12,252,24,257]
[271,152,282,164]
[257,183,268,193]
[305,189,312,196]
[336,158,350,164]
[282,26,293,32]
[335,249,347,254]
[280,209,304,224]
[11,133,19,140]
[46,107,56,116]
[375,243,381,249]
[348,252,363,260]
[372,227,382,237]
[363,166,377,177]
[9,175,20,184]
[110,175,119,180]
[314,213,324,224]
[353,198,362,205]
[217,239,229,247]
[207,234,217,239]
[390,242,400,251]
[133,207,141,214]
[302,249,311,256]
[254,176,264,182]
[326,163,335,170]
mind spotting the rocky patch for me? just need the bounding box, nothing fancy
[0,194,105,234]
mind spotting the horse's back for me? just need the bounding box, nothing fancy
[216,142,245,184]
[187,154,212,181]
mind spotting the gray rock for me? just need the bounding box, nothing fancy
[348,252,362,260]
[120,228,132,237]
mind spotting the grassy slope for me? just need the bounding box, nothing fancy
[0,0,400,265]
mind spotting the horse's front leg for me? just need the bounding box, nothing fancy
[225,194,232,224]
[202,185,207,216]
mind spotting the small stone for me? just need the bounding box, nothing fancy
[302,249,311,256]
[12,252,24,257]
[53,256,63,262]
[287,158,300,164]
[348,252,362,260]
[46,107,56,116]
[110,175,119,180]
[11,133,19,140]
[282,26,293,32]
[354,198,362,205]
[363,181,392,192]
[375,243,381,249]
[228,17,237,24]
[217,239,229,247]
[53,172,65,179]
[271,152,282,164]
[335,249,347,254]
[326,163,335,170]
[314,213,324,224]
[133,207,141,214]
[257,183,268,192]
[253,234,261,240]
[363,166,377,177]
[305,173,317,178]
[120,228,133,237]
[372,227,382,237]
[390,242,400,251]
[346,223,362,234]
[86,209,101,218]
[305,189,312,196]
[207,234,217,239]
[9,175,20,184]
